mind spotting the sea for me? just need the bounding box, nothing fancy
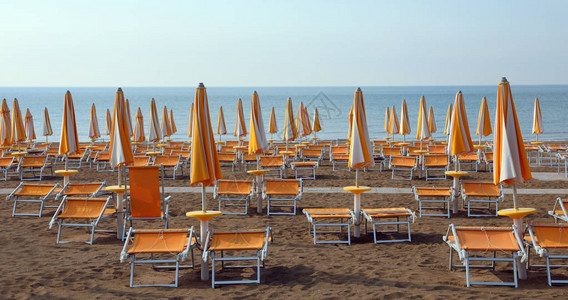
[1,85,567,143]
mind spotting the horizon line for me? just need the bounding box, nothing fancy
[1,83,567,88]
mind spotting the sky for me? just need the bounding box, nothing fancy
[1,0,567,87]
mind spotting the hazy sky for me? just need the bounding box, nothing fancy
[2,0,567,87]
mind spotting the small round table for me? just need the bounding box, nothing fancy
[498,207,537,279]
[247,169,270,214]
[186,210,223,281]
[445,171,468,213]
[55,169,79,186]
[344,186,372,238]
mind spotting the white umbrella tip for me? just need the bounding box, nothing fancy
[198,82,205,88]
[501,77,508,83]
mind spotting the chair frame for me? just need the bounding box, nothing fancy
[548,197,568,223]
[303,208,352,245]
[525,223,568,286]
[8,182,62,217]
[362,208,415,243]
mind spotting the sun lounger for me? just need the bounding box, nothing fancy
[412,186,452,218]
[92,151,114,172]
[380,146,403,169]
[303,208,352,245]
[202,227,272,288]
[525,223,568,285]
[443,224,526,287]
[422,155,449,180]
[461,181,504,217]
[57,182,107,199]
[259,155,285,178]
[557,153,568,177]
[49,196,117,244]
[120,227,196,287]
[362,208,415,243]
[428,145,447,155]
[456,152,480,172]
[132,155,150,167]
[66,149,89,168]
[290,161,318,180]
[8,182,62,217]
[18,155,53,180]
[153,155,183,180]
[548,197,568,223]
[390,156,417,180]
[0,156,17,181]
[301,148,324,162]
[263,179,302,215]
[217,153,238,171]
[170,150,191,168]
[214,180,254,215]
[483,152,494,172]
[331,154,350,171]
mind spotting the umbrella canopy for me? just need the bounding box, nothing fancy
[234,98,247,137]
[416,96,431,141]
[105,109,112,136]
[42,107,53,137]
[444,104,452,135]
[248,91,268,155]
[170,110,177,134]
[24,108,36,141]
[476,97,492,138]
[313,107,322,133]
[11,99,25,145]
[160,106,172,138]
[388,106,400,135]
[399,100,411,139]
[88,104,101,139]
[282,98,297,142]
[188,103,194,138]
[148,98,162,143]
[190,83,222,187]
[347,104,354,140]
[217,106,226,135]
[0,99,11,146]
[109,88,134,168]
[532,98,544,140]
[348,88,374,171]
[125,99,133,137]
[448,91,473,157]
[303,105,312,135]
[59,91,79,156]
[383,107,390,133]
[428,106,437,133]
[133,107,145,142]
[269,107,278,134]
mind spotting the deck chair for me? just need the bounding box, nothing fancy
[153,155,183,180]
[225,140,239,147]
[121,227,196,287]
[301,149,323,162]
[171,150,190,168]
[483,152,494,172]
[329,146,348,160]
[0,156,17,181]
[461,181,504,217]
[49,196,117,244]
[381,146,403,169]
[132,155,150,167]
[525,223,568,285]
[331,154,350,171]
[412,186,452,218]
[263,179,302,215]
[290,161,318,180]
[422,155,449,180]
[92,151,113,172]
[67,149,88,168]
[303,208,353,245]
[548,198,568,223]
[214,180,254,215]
[57,182,107,199]
[242,153,259,171]
[202,227,272,288]
[428,145,447,155]
[456,152,479,172]
[443,224,526,287]
[18,155,53,181]
[362,208,415,243]
[125,166,170,235]
[218,153,238,171]
[8,182,62,217]
[259,155,285,178]
[390,156,417,180]
[557,153,568,177]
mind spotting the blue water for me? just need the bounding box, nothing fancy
[1,85,567,142]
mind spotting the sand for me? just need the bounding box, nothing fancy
[1,154,567,299]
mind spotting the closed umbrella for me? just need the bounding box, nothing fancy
[428,106,437,134]
[296,102,310,140]
[448,91,474,171]
[125,99,133,137]
[0,99,11,146]
[88,104,101,141]
[347,104,354,141]
[399,99,411,142]
[532,98,543,142]
[42,107,53,143]
[444,104,452,135]
[59,91,79,170]
[248,91,268,156]
[234,98,247,143]
[269,107,278,140]
[188,103,194,138]
[217,106,226,141]
[161,106,172,139]
[303,105,312,137]
[170,110,177,134]
[11,98,25,150]
[416,96,431,149]
[282,98,297,150]
[476,96,492,145]
[147,98,161,143]
[383,107,390,133]
[388,105,400,141]
[24,108,36,141]
[105,109,112,136]
[133,107,145,142]
[312,107,322,140]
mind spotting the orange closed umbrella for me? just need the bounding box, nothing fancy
[42,107,53,143]
[476,96,492,145]
[295,102,309,138]
[269,107,278,137]
[0,99,11,146]
[109,88,134,169]
[282,98,297,149]
[399,99,411,142]
[416,96,430,148]
[89,104,101,140]
[312,107,322,135]
[248,91,268,156]
[217,106,226,141]
[388,105,400,141]
[234,98,247,141]
[444,104,452,135]
[125,99,133,137]
[105,109,112,136]
[532,98,543,142]
[147,98,161,143]
[133,107,145,142]
[160,106,172,138]
[188,103,194,138]
[428,106,436,134]
[59,91,79,169]
[11,98,25,149]
[347,104,354,141]
[383,107,390,133]
[170,110,177,134]
[24,108,36,141]
[448,91,474,171]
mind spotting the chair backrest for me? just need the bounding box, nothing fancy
[15,183,60,196]
[95,152,110,161]
[330,146,348,155]
[391,156,416,167]
[219,146,235,153]
[153,155,180,167]
[428,145,446,154]
[225,140,239,147]
[62,197,108,218]
[217,153,237,162]
[129,166,162,218]
[382,147,402,157]
[132,156,150,166]
[217,180,253,195]
[260,155,283,167]
[458,152,478,160]
[171,150,190,159]
[303,149,322,157]
[264,179,300,195]
[307,145,324,151]
[242,153,258,162]
[424,155,448,167]
[530,223,568,248]
[462,181,501,197]
[0,157,14,168]
[63,182,104,197]
[21,156,47,167]
[373,140,387,146]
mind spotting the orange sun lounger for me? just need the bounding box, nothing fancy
[120,227,196,287]
[422,155,449,181]
[263,179,302,215]
[290,161,318,180]
[443,224,526,288]
[18,155,53,181]
[456,152,480,172]
[461,181,504,217]
[0,157,17,181]
[49,196,117,244]
[152,155,183,180]
[303,208,353,245]
[259,155,285,178]
[8,182,62,217]
[412,186,453,218]
[217,153,238,171]
[202,227,272,288]
[548,197,568,223]
[525,223,568,285]
[57,182,107,199]
[214,180,254,215]
[361,208,416,243]
[390,156,417,180]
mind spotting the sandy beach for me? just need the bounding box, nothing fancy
[1,148,567,300]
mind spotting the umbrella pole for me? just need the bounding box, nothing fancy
[199,183,210,281]
[454,155,458,172]
[116,166,125,239]
[355,168,359,187]
[512,184,518,210]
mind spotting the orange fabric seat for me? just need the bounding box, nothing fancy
[454,227,521,251]
[424,155,448,167]
[208,230,268,251]
[414,187,452,197]
[264,179,300,195]
[303,208,352,219]
[217,180,253,195]
[462,181,501,197]
[215,180,254,215]
[362,208,413,218]
[14,184,62,196]
[60,182,105,197]
[127,231,190,254]
[57,198,116,219]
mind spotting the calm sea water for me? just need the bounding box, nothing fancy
[1,85,567,143]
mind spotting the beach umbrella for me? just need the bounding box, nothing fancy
[24,108,36,141]
[476,96,492,145]
[125,99,133,137]
[0,99,11,146]
[234,98,247,142]
[399,99,411,142]
[160,106,172,139]
[88,104,101,140]
[11,99,25,149]
[388,105,400,141]
[532,98,543,142]
[312,107,322,139]
[428,106,437,134]
[269,107,278,138]
[444,104,452,135]
[282,97,297,149]
[188,103,194,138]
[248,91,268,156]
[170,110,177,134]
[494,77,532,210]
[347,104,354,141]
[42,107,53,143]
[133,107,145,142]
[217,106,226,141]
[448,91,474,171]
[59,91,79,169]
[148,98,161,143]
[105,109,112,136]
[415,96,431,149]
[303,105,312,135]
[383,107,390,133]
